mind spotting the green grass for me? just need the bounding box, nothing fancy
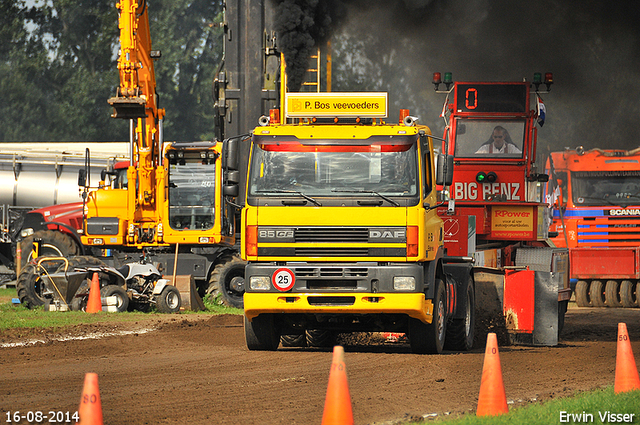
[0,287,242,331]
[408,387,640,424]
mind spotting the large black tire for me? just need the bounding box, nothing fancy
[16,263,46,309]
[20,230,80,269]
[156,285,181,313]
[605,280,622,307]
[100,285,129,312]
[575,280,591,307]
[620,280,637,308]
[590,280,606,307]
[444,276,475,351]
[409,279,446,354]
[245,314,280,351]
[306,330,336,348]
[207,254,246,309]
[281,334,307,348]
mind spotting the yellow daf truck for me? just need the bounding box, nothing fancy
[242,92,475,354]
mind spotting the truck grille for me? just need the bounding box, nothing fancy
[294,227,368,243]
[578,216,640,245]
[294,267,369,278]
[295,247,369,256]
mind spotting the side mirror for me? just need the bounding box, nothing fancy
[78,169,87,187]
[227,170,240,184]
[225,137,239,171]
[223,184,239,197]
[436,154,454,186]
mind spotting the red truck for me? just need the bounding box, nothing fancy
[434,73,571,345]
[545,147,640,308]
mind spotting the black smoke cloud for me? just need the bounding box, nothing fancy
[272,0,640,158]
[270,0,346,91]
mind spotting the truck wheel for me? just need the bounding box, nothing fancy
[20,230,80,268]
[100,285,129,312]
[605,280,622,307]
[245,314,279,351]
[409,279,446,354]
[156,285,181,313]
[589,280,605,307]
[619,280,637,308]
[16,263,46,309]
[281,334,307,348]
[575,280,591,307]
[207,254,246,309]
[306,330,336,348]
[444,276,475,351]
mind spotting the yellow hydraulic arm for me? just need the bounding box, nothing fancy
[108,0,165,222]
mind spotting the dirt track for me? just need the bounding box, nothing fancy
[1,305,639,425]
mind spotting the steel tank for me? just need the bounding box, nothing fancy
[0,143,128,207]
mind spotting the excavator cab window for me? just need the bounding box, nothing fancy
[167,151,216,230]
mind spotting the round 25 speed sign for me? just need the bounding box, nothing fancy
[272,268,295,291]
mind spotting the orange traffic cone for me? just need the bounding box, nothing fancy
[614,323,640,393]
[86,273,102,313]
[476,333,509,416]
[321,346,354,425]
[78,373,104,425]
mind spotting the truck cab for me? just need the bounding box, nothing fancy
[242,92,474,354]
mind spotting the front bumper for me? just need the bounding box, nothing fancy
[244,292,433,323]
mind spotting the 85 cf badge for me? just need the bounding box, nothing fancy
[272,268,295,291]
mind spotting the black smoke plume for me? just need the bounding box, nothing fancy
[270,0,347,92]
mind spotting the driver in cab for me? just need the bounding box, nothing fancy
[475,126,521,154]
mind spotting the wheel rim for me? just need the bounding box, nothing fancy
[229,276,245,293]
[225,270,245,303]
[167,291,180,309]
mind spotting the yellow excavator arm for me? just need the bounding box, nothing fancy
[108,0,164,214]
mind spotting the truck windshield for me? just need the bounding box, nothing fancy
[167,157,215,230]
[572,171,640,206]
[248,142,418,197]
[454,119,525,158]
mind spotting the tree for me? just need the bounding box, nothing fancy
[0,0,225,143]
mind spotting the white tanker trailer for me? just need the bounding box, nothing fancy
[0,142,127,284]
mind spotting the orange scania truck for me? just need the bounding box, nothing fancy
[546,147,640,308]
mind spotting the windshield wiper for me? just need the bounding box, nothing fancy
[331,189,400,207]
[257,189,322,206]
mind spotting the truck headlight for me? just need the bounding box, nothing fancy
[393,276,416,291]
[249,276,271,290]
[20,228,34,238]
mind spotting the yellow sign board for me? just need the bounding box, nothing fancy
[491,205,535,239]
[285,92,388,118]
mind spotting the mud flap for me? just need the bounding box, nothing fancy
[504,269,558,346]
[169,275,205,311]
[474,266,559,346]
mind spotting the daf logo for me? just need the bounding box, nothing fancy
[370,230,405,239]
